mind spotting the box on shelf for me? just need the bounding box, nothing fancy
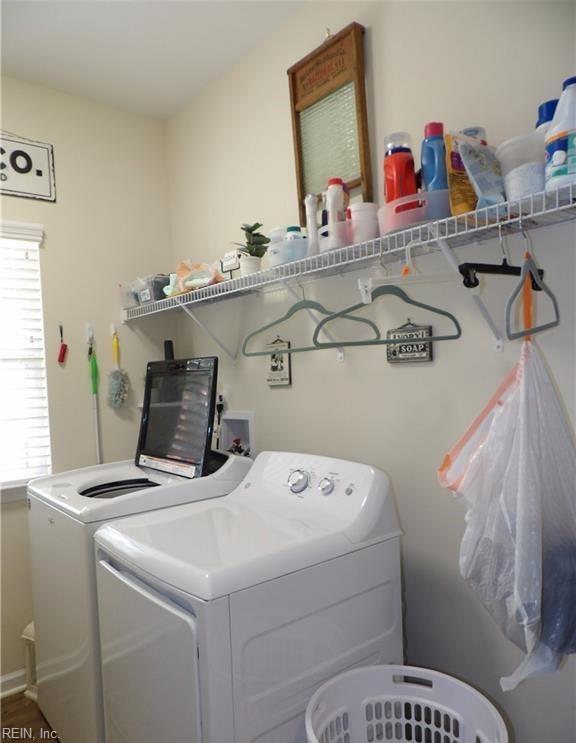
[130,275,170,304]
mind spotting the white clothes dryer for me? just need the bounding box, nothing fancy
[27,356,252,743]
[95,451,403,743]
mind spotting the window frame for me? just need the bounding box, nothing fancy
[0,220,51,502]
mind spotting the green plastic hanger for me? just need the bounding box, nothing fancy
[505,254,560,340]
[312,285,462,349]
[241,299,381,357]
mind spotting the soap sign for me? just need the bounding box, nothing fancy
[1,133,56,202]
[386,322,433,364]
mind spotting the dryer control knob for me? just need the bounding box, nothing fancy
[318,477,335,495]
[288,469,309,494]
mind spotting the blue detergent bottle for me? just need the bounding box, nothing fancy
[421,121,448,191]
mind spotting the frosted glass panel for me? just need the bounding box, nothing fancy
[299,82,360,195]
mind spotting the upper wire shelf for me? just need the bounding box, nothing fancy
[123,184,576,322]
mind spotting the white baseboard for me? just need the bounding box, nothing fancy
[24,686,38,702]
[0,668,26,699]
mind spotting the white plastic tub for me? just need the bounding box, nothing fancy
[267,227,287,268]
[496,133,545,202]
[305,665,508,743]
[349,203,379,243]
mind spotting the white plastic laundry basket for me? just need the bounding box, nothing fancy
[305,666,508,743]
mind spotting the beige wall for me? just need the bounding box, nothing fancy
[1,77,175,677]
[166,3,576,742]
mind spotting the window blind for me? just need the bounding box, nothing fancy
[0,236,52,484]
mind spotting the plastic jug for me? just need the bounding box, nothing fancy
[545,76,576,191]
[421,122,448,191]
[383,132,417,202]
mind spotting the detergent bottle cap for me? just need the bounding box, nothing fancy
[536,99,559,128]
[385,132,412,156]
[424,122,444,138]
[562,76,576,90]
[327,177,344,187]
[286,225,301,233]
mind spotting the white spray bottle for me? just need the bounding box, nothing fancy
[304,193,319,256]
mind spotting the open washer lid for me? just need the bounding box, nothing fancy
[95,451,401,599]
[27,453,252,523]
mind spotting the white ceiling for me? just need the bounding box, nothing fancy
[1,1,303,118]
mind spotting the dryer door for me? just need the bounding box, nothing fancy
[96,559,202,743]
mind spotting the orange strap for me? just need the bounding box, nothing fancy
[523,251,533,341]
[438,361,519,490]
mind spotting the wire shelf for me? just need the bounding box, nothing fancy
[123,184,576,322]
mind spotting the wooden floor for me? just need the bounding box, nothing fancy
[1,692,55,739]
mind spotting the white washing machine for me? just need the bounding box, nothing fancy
[27,357,252,743]
[95,451,403,743]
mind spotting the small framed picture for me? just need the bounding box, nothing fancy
[266,337,292,387]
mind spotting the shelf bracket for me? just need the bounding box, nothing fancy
[435,237,504,352]
[282,280,344,362]
[180,305,238,363]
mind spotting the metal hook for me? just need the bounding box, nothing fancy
[403,241,419,276]
[377,240,391,275]
[521,225,534,257]
[497,224,509,263]
[517,212,534,256]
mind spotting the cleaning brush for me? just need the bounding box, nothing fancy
[107,324,129,409]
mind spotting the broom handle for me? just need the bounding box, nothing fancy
[93,392,101,464]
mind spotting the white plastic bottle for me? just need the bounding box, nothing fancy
[304,194,319,256]
[326,177,346,250]
[545,76,576,191]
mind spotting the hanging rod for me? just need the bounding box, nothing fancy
[459,260,544,290]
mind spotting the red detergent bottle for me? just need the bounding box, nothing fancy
[383,132,417,202]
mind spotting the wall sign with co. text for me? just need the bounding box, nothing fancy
[386,321,433,364]
[1,132,56,202]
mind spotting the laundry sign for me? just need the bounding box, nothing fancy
[1,132,56,202]
[386,321,433,364]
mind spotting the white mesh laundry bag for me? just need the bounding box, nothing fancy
[439,339,576,690]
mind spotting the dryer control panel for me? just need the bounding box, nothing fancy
[285,467,356,499]
[237,451,400,545]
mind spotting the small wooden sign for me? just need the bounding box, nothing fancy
[386,322,433,364]
[220,249,241,278]
[1,132,56,201]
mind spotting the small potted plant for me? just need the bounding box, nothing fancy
[233,223,270,277]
